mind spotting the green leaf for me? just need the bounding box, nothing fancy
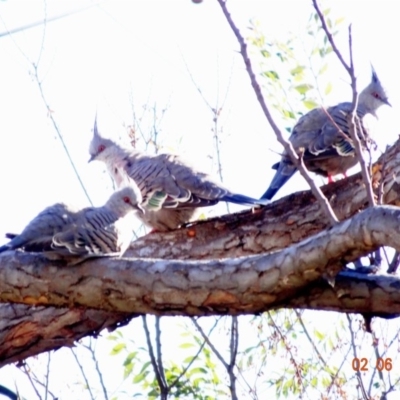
[336,17,345,25]
[260,49,271,58]
[123,351,138,366]
[187,367,208,377]
[132,370,149,384]
[303,99,319,110]
[323,7,331,15]
[262,70,280,80]
[325,82,332,95]
[314,329,325,340]
[294,84,313,95]
[139,361,151,374]
[282,109,295,119]
[290,65,305,76]
[110,343,126,355]
[179,342,195,349]
[123,362,134,379]
[319,63,328,75]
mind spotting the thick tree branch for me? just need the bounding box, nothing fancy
[0,304,133,367]
[2,268,400,367]
[1,136,400,366]
[128,137,400,260]
[1,206,400,317]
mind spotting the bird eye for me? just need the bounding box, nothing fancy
[98,144,106,153]
[372,92,380,99]
[123,196,130,204]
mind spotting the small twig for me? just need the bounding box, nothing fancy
[370,330,386,393]
[327,344,353,396]
[169,318,220,389]
[347,26,375,207]
[312,0,350,73]
[228,317,239,400]
[142,316,168,399]
[294,310,327,367]
[0,10,93,206]
[44,353,51,400]
[33,65,93,206]
[70,348,96,400]
[313,1,375,208]
[181,52,233,213]
[154,317,167,389]
[267,312,304,392]
[377,146,390,205]
[82,338,109,400]
[0,2,100,38]
[35,0,47,69]
[192,318,228,369]
[346,315,369,399]
[192,317,238,400]
[20,363,43,400]
[217,0,338,225]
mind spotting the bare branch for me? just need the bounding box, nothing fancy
[269,312,305,392]
[142,316,168,398]
[194,316,240,400]
[168,318,219,390]
[228,317,239,400]
[346,315,368,399]
[311,0,350,73]
[155,317,167,390]
[312,0,375,209]
[82,339,109,400]
[70,348,96,400]
[216,0,338,225]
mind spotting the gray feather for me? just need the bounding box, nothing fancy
[261,68,390,200]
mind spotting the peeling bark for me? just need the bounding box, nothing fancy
[0,304,133,367]
[1,139,400,366]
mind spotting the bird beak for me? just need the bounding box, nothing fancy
[88,154,96,163]
[384,99,392,107]
[136,204,145,214]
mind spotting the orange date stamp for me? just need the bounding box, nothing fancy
[351,357,392,372]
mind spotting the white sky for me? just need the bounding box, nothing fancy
[0,0,398,398]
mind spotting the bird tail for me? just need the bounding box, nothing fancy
[260,161,297,200]
[222,193,270,207]
[0,244,11,253]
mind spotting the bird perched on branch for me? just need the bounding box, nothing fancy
[47,185,143,263]
[260,68,390,201]
[0,185,143,264]
[89,119,268,231]
[0,203,79,253]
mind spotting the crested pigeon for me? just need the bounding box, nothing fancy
[89,120,268,231]
[0,203,79,253]
[0,186,143,264]
[46,185,143,262]
[261,68,390,200]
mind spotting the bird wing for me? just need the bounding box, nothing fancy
[290,103,369,162]
[0,203,78,253]
[51,206,121,256]
[124,153,228,210]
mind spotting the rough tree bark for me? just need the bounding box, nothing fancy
[1,138,400,366]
